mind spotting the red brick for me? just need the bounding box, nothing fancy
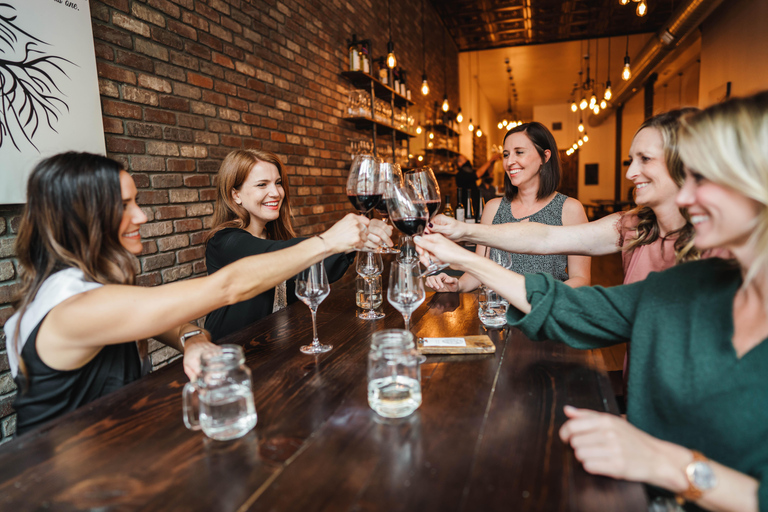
[167,159,196,172]
[130,156,166,171]
[189,231,208,245]
[166,20,196,41]
[0,282,20,304]
[158,95,189,111]
[187,72,213,89]
[198,32,224,52]
[102,99,142,119]
[137,190,169,205]
[136,272,162,287]
[185,41,212,60]
[220,135,242,147]
[144,109,177,125]
[212,52,234,69]
[182,11,208,31]
[126,122,162,139]
[199,189,217,201]
[92,24,133,49]
[183,175,209,187]
[155,205,188,220]
[148,0,181,18]
[151,174,183,188]
[178,246,205,263]
[151,27,184,51]
[202,90,226,106]
[115,50,154,73]
[195,2,220,22]
[178,114,206,129]
[131,173,150,188]
[103,117,124,134]
[157,234,189,251]
[106,137,145,154]
[193,260,207,274]
[174,218,203,232]
[94,41,114,61]
[227,96,248,112]
[142,253,175,272]
[97,62,137,84]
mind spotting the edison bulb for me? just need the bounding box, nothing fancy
[420,80,429,96]
[456,110,463,123]
[476,128,483,137]
[578,121,584,133]
[578,139,583,147]
[637,0,647,16]
[416,125,423,135]
[600,99,607,109]
[570,100,578,112]
[579,96,588,110]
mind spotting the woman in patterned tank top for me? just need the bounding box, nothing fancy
[426,122,591,292]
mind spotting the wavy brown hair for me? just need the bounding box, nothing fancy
[12,152,137,380]
[205,149,296,243]
[623,108,701,263]
[502,122,562,201]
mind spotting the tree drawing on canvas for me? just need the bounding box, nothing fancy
[0,3,76,152]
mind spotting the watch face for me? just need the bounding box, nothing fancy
[688,461,717,490]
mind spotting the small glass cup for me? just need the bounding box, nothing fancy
[368,329,422,418]
[182,345,257,441]
[356,274,384,320]
[478,286,509,329]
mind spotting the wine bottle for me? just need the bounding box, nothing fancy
[477,193,485,222]
[361,42,370,74]
[348,35,360,71]
[378,57,388,85]
[465,190,475,224]
[442,194,454,218]
[455,189,465,223]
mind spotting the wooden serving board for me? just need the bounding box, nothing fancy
[418,335,496,355]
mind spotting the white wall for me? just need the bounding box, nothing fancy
[699,0,768,106]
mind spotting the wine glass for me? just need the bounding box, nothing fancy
[386,179,428,264]
[295,261,331,354]
[387,260,425,333]
[356,252,384,320]
[405,167,450,276]
[347,154,382,216]
[373,162,402,254]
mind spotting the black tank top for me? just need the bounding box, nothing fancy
[13,317,142,435]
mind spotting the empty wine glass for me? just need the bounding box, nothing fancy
[387,260,425,333]
[295,261,331,354]
[405,167,450,276]
[374,162,402,254]
[386,179,428,264]
[356,251,383,277]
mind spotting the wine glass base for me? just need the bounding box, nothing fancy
[418,262,450,278]
[357,310,385,320]
[300,343,332,354]
[375,246,400,254]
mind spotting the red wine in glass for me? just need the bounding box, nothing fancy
[392,216,426,236]
[373,200,389,217]
[424,200,441,218]
[347,193,382,213]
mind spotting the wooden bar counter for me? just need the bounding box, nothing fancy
[0,273,647,511]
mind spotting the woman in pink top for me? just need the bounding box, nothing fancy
[427,108,703,286]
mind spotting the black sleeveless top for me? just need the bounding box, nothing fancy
[13,317,142,435]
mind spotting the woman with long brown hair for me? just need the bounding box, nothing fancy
[204,149,392,340]
[6,152,369,435]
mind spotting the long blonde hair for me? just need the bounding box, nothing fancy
[205,149,296,242]
[679,91,768,286]
[12,153,136,380]
[623,108,700,263]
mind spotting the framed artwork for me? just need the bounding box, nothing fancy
[0,0,105,204]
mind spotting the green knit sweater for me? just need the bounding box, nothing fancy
[507,258,768,512]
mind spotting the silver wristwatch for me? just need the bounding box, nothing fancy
[179,329,203,348]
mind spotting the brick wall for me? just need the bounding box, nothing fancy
[0,0,458,442]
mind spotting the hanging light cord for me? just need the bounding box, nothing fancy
[421,0,426,74]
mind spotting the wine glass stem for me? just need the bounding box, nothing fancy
[310,308,319,346]
[402,312,411,332]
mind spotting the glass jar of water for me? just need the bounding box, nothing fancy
[182,345,257,441]
[367,329,422,418]
[478,286,508,328]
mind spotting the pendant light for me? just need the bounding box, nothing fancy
[441,31,449,112]
[386,0,397,68]
[476,126,483,138]
[604,37,613,100]
[419,0,428,95]
[622,36,632,81]
[457,107,463,123]
[637,0,647,16]
[467,53,474,133]
[578,118,585,132]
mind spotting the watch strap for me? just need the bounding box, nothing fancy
[179,329,203,348]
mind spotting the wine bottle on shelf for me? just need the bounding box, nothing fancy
[399,70,407,97]
[348,35,360,72]
[361,42,370,74]
[442,194,454,218]
[378,58,388,85]
[465,190,475,224]
[455,190,465,223]
[393,68,400,94]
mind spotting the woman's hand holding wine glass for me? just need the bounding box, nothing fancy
[386,179,428,264]
[404,167,450,276]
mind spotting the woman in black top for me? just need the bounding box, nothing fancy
[205,149,392,341]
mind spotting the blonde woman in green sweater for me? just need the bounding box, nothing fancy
[415,93,768,511]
